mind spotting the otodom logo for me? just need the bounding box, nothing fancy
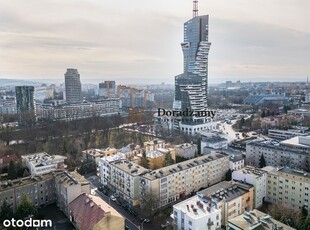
[3,218,52,228]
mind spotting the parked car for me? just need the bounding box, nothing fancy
[129,209,137,216]
[115,199,122,206]
[110,195,116,202]
[143,218,150,223]
[125,225,131,230]
[122,204,129,210]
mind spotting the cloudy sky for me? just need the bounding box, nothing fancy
[0,0,309,84]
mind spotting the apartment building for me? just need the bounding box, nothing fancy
[173,194,222,230]
[227,209,295,230]
[245,137,310,170]
[232,166,267,208]
[263,166,310,211]
[268,128,309,140]
[140,153,229,208]
[82,148,118,164]
[22,152,67,176]
[229,155,244,172]
[144,139,165,153]
[175,143,198,159]
[98,154,126,185]
[109,160,147,206]
[37,99,121,121]
[198,181,254,226]
[0,174,55,212]
[54,171,91,216]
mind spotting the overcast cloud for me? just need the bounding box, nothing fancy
[0,0,309,84]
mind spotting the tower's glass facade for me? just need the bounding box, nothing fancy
[173,13,211,127]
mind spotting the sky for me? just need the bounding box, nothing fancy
[0,0,309,84]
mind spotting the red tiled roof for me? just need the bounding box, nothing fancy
[0,154,19,165]
[69,193,106,230]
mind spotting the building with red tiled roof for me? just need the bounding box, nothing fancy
[0,154,19,168]
[69,193,125,230]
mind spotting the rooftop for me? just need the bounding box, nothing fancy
[146,151,163,158]
[262,166,310,179]
[198,181,253,203]
[111,160,148,176]
[144,139,165,146]
[21,152,66,167]
[142,153,228,181]
[174,194,220,220]
[54,171,89,187]
[0,154,19,165]
[228,209,295,230]
[0,173,54,191]
[175,143,197,149]
[229,154,244,163]
[247,139,309,154]
[234,166,267,177]
[201,135,227,143]
[280,136,310,149]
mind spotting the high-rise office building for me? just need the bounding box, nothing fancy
[65,68,82,104]
[173,1,211,128]
[15,86,36,126]
[99,81,116,98]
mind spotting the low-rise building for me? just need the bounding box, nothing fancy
[232,166,267,208]
[82,148,118,164]
[140,153,229,209]
[229,155,244,172]
[144,139,165,153]
[175,143,198,159]
[173,193,222,230]
[22,152,67,176]
[0,154,19,168]
[263,166,310,211]
[54,171,91,216]
[201,136,228,154]
[69,193,125,230]
[227,209,295,230]
[198,181,254,226]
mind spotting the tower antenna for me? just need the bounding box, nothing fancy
[193,0,198,18]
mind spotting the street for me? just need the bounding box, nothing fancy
[87,176,160,230]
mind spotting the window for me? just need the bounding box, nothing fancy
[189,220,192,226]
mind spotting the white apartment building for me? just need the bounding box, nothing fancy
[109,160,147,206]
[140,153,229,208]
[229,155,244,172]
[22,152,67,176]
[197,181,254,226]
[232,166,267,208]
[97,154,126,185]
[263,166,310,211]
[201,136,228,154]
[268,128,309,140]
[173,194,221,230]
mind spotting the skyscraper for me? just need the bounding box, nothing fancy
[173,1,211,128]
[65,68,82,104]
[15,86,36,126]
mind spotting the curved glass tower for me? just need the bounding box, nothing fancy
[173,3,211,129]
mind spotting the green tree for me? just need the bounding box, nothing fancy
[22,169,30,177]
[259,154,266,168]
[0,200,13,222]
[225,169,232,181]
[7,160,17,180]
[164,152,175,166]
[16,194,37,219]
[140,150,149,169]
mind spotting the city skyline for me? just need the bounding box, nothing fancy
[0,0,309,84]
